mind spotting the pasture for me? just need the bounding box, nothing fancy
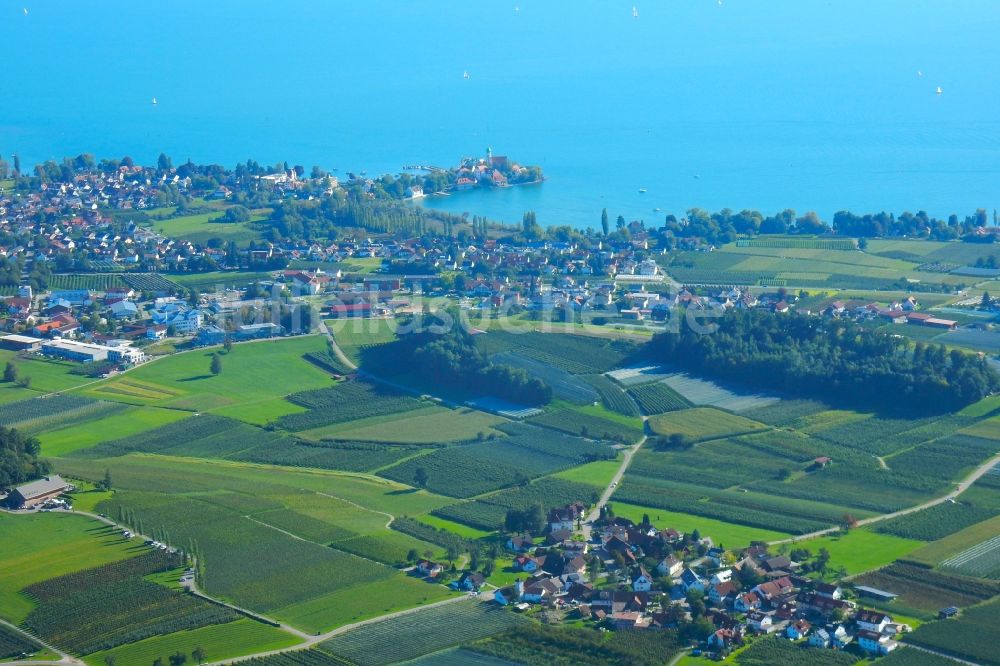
[0,351,97,393]
[793,528,922,576]
[82,336,334,423]
[553,457,623,488]
[0,513,141,624]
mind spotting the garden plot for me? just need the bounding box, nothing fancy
[492,351,599,405]
[660,372,779,412]
[941,534,1000,579]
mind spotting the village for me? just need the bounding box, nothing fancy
[400,499,919,662]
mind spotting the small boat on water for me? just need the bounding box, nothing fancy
[632,6,638,18]
[151,97,158,105]
[936,86,943,95]
[638,188,647,193]
[463,71,470,80]
[653,207,661,212]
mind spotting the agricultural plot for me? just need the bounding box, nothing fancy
[0,394,121,432]
[854,563,1000,613]
[300,406,506,444]
[737,237,857,250]
[627,381,691,414]
[734,635,856,666]
[276,381,425,432]
[877,648,966,666]
[22,551,239,656]
[47,273,127,291]
[433,478,600,531]
[610,502,791,547]
[84,619,299,666]
[492,352,598,404]
[477,331,635,375]
[743,399,827,426]
[647,407,767,442]
[0,624,42,660]
[379,423,614,498]
[122,272,180,293]
[527,408,643,444]
[875,502,999,541]
[0,513,141,624]
[905,598,1000,666]
[75,414,417,474]
[940,534,1000,578]
[84,336,335,424]
[582,374,640,416]
[659,372,779,412]
[240,651,350,666]
[0,352,98,394]
[318,600,529,666]
[35,406,192,457]
[153,209,266,245]
[56,454,452,633]
[613,475,854,535]
[606,365,674,387]
[793,529,922,576]
[906,514,1000,568]
[168,270,275,293]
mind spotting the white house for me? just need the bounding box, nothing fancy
[855,610,891,634]
[631,566,653,592]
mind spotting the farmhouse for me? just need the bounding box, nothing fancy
[8,475,72,508]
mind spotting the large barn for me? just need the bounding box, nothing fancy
[9,475,72,508]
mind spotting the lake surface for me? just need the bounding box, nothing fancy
[3,0,999,227]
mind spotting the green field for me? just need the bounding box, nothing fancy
[328,318,398,364]
[0,513,140,624]
[791,528,923,576]
[648,407,767,441]
[152,208,268,245]
[414,514,496,539]
[36,406,192,456]
[81,337,333,423]
[553,457,623,488]
[0,351,98,394]
[610,502,792,548]
[83,619,299,666]
[300,406,506,444]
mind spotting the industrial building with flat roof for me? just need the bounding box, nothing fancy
[0,334,44,351]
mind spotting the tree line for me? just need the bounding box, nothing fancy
[646,309,1000,414]
[366,311,552,406]
[0,426,49,490]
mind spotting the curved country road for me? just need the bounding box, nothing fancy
[769,451,1000,545]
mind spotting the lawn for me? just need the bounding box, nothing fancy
[0,351,97,394]
[272,577,454,635]
[793,528,923,576]
[82,619,300,666]
[300,406,507,444]
[648,407,767,441]
[0,384,39,405]
[80,337,334,424]
[610,502,792,548]
[36,406,191,456]
[552,457,622,488]
[0,512,141,624]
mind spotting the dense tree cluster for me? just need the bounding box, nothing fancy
[647,309,999,413]
[0,426,48,489]
[369,312,552,406]
[832,209,992,240]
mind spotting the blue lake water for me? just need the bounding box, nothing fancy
[2,0,999,227]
